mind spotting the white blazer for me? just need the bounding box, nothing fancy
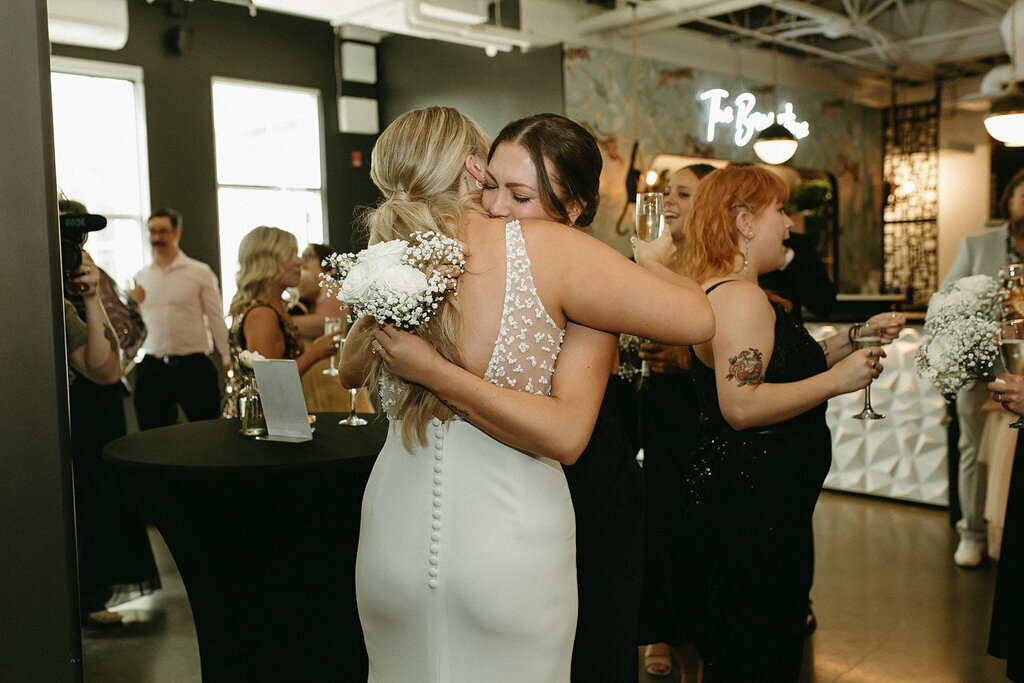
[942,223,1010,288]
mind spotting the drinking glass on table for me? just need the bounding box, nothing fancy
[635,192,665,242]
[999,319,1024,428]
[322,317,343,376]
[852,322,884,420]
[338,328,368,426]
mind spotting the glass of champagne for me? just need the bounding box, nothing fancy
[322,317,343,376]
[852,322,885,420]
[338,329,368,426]
[999,319,1024,429]
[635,192,665,242]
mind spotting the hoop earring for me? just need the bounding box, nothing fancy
[475,179,484,190]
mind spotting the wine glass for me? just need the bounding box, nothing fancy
[999,319,1024,429]
[852,322,885,420]
[635,192,665,242]
[338,329,367,426]
[322,317,343,376]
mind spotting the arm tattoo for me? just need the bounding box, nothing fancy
[442,399,470,421]
[725,348,764,387]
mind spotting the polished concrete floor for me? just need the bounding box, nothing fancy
[84,491,1010,682]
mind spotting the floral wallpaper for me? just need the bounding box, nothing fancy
[563,45,884,294]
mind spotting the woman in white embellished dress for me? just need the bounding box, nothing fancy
[340,107,714,683]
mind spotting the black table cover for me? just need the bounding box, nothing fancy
[104,414,388,682]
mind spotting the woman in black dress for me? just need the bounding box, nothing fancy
[481,113,644,682]
[986,373,1024,681]
[680,166,904,680]
[637,163,716,678]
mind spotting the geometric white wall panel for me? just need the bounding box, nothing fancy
[810,324,949,506]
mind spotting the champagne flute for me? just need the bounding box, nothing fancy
[635,192,665,242]
[852,322,885,420]
[338,329,368,426]
[322,317,343,376]
[999,319,1024,429]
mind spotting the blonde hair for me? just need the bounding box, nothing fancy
[230,226,297,317]
[683,166,790,282]
[363,106,490,447]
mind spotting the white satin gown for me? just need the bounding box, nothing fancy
[355,220,577,682]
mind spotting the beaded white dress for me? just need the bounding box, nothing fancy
[355,220,575,683]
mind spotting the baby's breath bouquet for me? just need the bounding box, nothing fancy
[321,231,465,329]
[916,274,1003,398]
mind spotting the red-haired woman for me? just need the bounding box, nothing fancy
[679,165,904,680]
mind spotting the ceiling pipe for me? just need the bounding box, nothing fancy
[574,0,728,35]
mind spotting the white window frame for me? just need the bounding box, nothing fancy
[211,76,329,313]
[50,55,152,271]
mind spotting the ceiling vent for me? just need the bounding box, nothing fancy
[47,0,129,50]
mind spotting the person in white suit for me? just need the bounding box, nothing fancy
[942,168,1024,567]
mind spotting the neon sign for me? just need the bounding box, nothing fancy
[699,88,809,147]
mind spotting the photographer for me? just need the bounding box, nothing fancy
[65,249,121,385]
[61,200,160,628]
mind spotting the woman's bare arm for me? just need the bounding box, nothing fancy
[372,322,616,464]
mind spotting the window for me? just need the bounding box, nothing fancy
[212,78,327,313]
[50,57,150,289]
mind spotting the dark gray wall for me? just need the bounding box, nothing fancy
[1,0,82,679]
[51,0,379,274]
[378,36,564,138]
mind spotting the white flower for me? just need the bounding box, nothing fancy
[361,239,407,264]
[379,264,428,297]
[926,332,950,368]
[338,260,380,302]
[238,350,266,369]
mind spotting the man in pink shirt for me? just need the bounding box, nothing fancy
[131,207,230,430]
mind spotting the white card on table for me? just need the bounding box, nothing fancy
[252,359,312,442]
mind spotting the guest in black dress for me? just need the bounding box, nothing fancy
[637,163,715,679]
[986,374,1024,681]
[481,113,644,682]
[679,166,905,680]
[64,247,161,628]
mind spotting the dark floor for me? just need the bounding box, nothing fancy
[85,491,1010,682]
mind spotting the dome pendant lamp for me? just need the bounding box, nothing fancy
[985,2,1024,147]
[754,1,799,164]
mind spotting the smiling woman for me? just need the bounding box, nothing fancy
[221,226,339,418]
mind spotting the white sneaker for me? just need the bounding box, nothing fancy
[954,538,985,567]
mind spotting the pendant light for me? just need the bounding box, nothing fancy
[984,2,1024,147]
[753,1,798,164]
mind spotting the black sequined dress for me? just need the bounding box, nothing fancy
[682,287,831,682]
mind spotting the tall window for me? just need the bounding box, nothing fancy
[212,78,326,312]
[50,57,150,289]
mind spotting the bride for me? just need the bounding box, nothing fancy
[340,106,713,682]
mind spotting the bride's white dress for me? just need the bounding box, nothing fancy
[355,220,577,682]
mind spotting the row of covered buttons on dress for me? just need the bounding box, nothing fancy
[428,417,444,589]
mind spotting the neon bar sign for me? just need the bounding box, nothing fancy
[699,88,809,147]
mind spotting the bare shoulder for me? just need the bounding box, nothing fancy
[704,279,772,316]
[242,304,278,327]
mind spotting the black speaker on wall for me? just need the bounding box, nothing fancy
[165,25,193,54]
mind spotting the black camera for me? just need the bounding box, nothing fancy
[59,212,107,276]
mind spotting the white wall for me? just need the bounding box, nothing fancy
[937,108,992,285]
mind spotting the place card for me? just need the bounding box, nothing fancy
[252,359,312,443]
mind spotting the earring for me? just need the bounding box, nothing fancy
[746,231,754,239]
[743,236,750,272]
[475,180,484,190]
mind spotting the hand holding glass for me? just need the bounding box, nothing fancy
[635,192,665,242]
[852,322,884,420]
[322,317,344,376]
[338,329,367,426]
[999,320,1024,428]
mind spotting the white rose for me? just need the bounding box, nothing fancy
[339,260,383,302]
[957,274,994,296]
[238,349,266,369]
[925,291,946,320]
[927,333,950,368]
[361,240,407,266]
[379,264,428,298]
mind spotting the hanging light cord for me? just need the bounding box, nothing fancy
[770,0,779,112]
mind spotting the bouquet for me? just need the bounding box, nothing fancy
[915,274,1003,398]
[320,231,465,329]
